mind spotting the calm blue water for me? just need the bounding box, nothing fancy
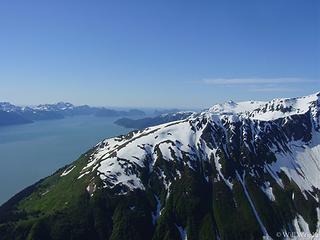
[0,116,132,204]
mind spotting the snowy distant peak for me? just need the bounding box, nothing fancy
[55,102,74,110]
[0,101,148,127]
[0,101,75,112]
[0,102,20,112]
[34,102,75,111]
[207,92,319,121]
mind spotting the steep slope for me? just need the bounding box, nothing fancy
[0,93,319,240]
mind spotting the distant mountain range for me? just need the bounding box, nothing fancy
[115,111,194,129]
[1,92,319,239]
[0,102,146,127]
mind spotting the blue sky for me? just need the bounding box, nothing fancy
[0,0,319,108]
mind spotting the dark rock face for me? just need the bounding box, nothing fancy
[0,93,319,240]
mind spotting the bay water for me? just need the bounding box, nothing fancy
[0,115,132,204]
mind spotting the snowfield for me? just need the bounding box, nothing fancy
[76,92,320,238]
[81,92,320,197]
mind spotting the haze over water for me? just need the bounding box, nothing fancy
[0,115,132,204]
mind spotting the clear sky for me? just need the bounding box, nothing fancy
[0,0,319,108]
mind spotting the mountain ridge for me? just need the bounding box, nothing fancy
[0,101,146,127]
[87,92,319,193]
[0,92,319,240]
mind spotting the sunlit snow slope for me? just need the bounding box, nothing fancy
[78,92,320,238]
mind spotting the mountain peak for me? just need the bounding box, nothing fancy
[207,92,319,122]
[249,92,319,121]
[208,100,265,116]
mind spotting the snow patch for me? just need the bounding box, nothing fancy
[61,165,76,177]
[270,132,320,193]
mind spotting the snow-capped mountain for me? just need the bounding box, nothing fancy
[0,101,75,113]
[94,93,319,191]
[0,102,146,126]
[0,102,21,112]
[0,102,75,125]
[1,93,319,240]
[32,102,75,112]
